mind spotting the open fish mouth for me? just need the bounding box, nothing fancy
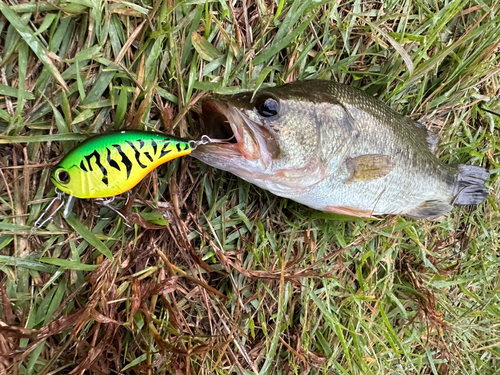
[192,98,279,168]
[201,101,239,145]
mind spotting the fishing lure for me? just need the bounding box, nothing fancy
[51,131,208,199]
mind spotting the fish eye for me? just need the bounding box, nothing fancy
[57,169,70,184]
[255,95,280,117]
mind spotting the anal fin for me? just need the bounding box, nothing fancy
[403,200,452,219]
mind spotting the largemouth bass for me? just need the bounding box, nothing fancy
[191,81,488,219]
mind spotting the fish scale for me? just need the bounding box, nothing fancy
[51,131,192,199]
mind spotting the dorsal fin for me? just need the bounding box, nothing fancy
[414,121,439,153]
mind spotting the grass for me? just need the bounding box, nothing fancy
[0,0,499,374]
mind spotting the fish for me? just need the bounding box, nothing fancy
[51,131,192,199]
[191,80,489,219]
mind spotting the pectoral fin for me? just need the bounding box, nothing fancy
[344,154,395,184]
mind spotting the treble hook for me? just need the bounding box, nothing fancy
[32,190,134,232]
[95,196,131,226]
[31,188,66,232]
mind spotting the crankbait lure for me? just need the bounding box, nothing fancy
[51,131,208,199]
[31,131,212,232]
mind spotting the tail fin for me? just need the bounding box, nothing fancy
[453,165,489,205]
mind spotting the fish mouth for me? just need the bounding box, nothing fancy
[193,98,279,167]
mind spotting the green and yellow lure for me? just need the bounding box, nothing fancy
[51,131,193,199]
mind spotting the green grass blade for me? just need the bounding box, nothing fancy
[0,255,57,273]
[65,214,113,260]
[191,31,223,62]
[0,134,87,144]
[252,12,317,66]
[0,2,68,91]
[40,257,99,271]
[0,84,34,99]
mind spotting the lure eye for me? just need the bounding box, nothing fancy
[255,95,280,117]
[57,169,70,184]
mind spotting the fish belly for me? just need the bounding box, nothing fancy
[306,168,452,216]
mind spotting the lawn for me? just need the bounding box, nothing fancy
[0,0,499,374]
